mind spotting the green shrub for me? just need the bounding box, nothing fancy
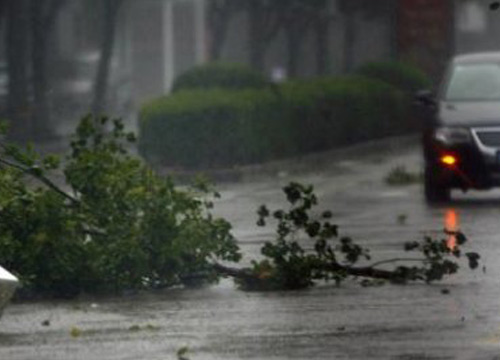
[279,76,410,154]
[140,75,412,169]
[171,62,271,92]
[0,116,241,297]
[356,61,432,94]
[139,89,293,168]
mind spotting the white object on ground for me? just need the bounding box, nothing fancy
[0,265,18,318]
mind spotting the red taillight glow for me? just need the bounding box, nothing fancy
[441,155,457,166]
[445,209,459,250]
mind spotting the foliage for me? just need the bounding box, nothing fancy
[236,182,480,291]
[140,75,412,169]
[177,346,191,360]
[384,165,422,186]
[0,115,482,296]
[171,62,271,92]
[0,115,241,298]
[356,61,432,95]
[280,75,411,153]
[139,89,293,168]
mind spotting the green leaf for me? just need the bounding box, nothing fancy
[455,232,467,245]
[0,120,9,135]
[29,165,43,177]
[177,346,189,360]
[306,221,320,237]
[257,205,269,218]
[42,155,61,170]
[465,252,480,270]
[404,241,420,251]
[322,210,333,219]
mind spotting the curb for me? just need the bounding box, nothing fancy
[160,134,420,184]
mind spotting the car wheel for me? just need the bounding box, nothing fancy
[424,166,451,203]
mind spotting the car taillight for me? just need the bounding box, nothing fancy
[440,154,457,166]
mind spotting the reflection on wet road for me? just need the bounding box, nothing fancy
[2,140,500,359]
[445,208,459,249]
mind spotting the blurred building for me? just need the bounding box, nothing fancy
[396,0,454,80]
[5,0,500,128]
[114,0,395,109]
[455,0,500,54]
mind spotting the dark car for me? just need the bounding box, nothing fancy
[418,52,500,203]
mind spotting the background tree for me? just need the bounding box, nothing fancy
[92,0,124,116]
[243,0,335,77]
[313,0,334,76]
[207,0,242,61]
[0,0,5,27]
[0,0,6,116]
[245,0,287,71]
[30,0,67,139]
[338,0,393,73]
[5,0,30,141]
[283,0,333,77]
[4,0,66,141]
[283,1,313,78]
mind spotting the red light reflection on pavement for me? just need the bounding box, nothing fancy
[444,208,459,249]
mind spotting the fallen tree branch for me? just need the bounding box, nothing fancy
[322,262,410,282]
[212,262,256,281]
[366,258,428,269]
[212,259,417,288]
[0,156,79,205]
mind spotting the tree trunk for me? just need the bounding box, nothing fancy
[6,0,31,140]
[0,0,5,114]
[248,1,265,71]
[31,0,52,139]
[246,0,285,73]
[207,0,230,61]
[92,0,122,117]
[315,18,329,76]
[208,22,227,61]
[0,0,6,26]
[30,0,66,140]
[285,22,301,78]
[342,8,355,73]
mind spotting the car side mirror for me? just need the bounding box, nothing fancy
[414,89,437,108]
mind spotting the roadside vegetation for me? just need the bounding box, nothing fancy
[171,62,272,92]
[355,60,432,95]
[384,165,422,186]
[0,116,480,298]
[217,182,480,291]
[0,116,240,298]
[139,61,428,169]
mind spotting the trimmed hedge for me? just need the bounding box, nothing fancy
[171,62,271,92]
[356,61,432,94]
[280,76,409,154]
[139,89,293,168]
[139,75,412,169]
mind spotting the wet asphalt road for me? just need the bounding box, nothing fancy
[2,137,500,360]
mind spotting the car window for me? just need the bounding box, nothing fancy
[445,63,500,101]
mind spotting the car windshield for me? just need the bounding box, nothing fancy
[445,63,500,101]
